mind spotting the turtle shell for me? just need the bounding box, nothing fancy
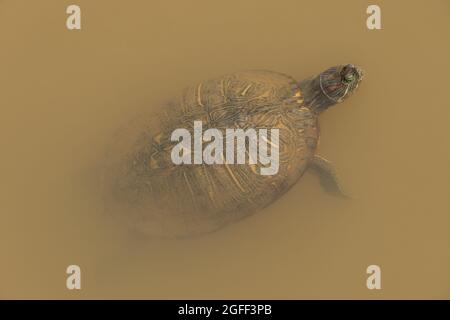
[101,70,319,237]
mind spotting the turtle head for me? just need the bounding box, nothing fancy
[300,64,364,113]
[320,64,364,102]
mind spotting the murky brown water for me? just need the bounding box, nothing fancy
[1,0,450,299]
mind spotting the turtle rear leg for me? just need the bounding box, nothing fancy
[309,155,349,198]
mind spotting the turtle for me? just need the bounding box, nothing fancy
[101,64,364,237]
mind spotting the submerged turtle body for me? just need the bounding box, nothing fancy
[102,65,363,237]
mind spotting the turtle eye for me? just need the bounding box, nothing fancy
[342,72,355,84]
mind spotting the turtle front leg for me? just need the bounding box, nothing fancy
[309,155,349,198]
